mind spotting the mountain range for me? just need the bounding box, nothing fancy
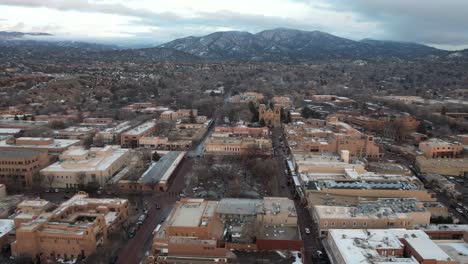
[159,28,457,61]
[1,28,467,62]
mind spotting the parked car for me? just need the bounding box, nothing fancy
[305,228,311,234]
[156,204,161,209]
[137,214,146,225]
[128,227,136,238]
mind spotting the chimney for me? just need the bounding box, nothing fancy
[341,150,350,163]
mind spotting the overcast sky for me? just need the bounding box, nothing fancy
[0,0,467,50]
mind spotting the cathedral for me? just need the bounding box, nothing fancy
[259,104,281,127]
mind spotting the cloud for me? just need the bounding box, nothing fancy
[0,0,159,18]
[1,0,467,47]
[325,0,468,45]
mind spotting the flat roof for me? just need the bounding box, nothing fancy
[0,137,80,149]
[315,199,426,220]
[138,151,185,184]
[436,242,468,264]
[328,229,417,264]
[217,198,262,215]
[308,180,420,191]
[0,128,22,134]
[170,201,207,227]
[0,149,42,159]
[257,225,300,241]
[0,219,14,238]
[391,229,453,261]
[124,121,155,135]
[41,147,129,173]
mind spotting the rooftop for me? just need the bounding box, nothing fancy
[329,228,457,264]
[217,198,262,216]
[0,149,42,159]
[315,198,427,220]
[170,200,217,227]
[308,180,420,191]
[0,219,14,238]
[41,146,129,172]
[138,151,186,184]
[0,137,80,149]
[123,121,156,136]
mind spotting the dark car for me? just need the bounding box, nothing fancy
[109,255,118,264]
[156,204,161,209]
[128,227,137,238]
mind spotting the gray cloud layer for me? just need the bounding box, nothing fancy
[1,0,468,46]
[325,0,468,45]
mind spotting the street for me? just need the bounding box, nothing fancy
[115,157,193,264]
[270,127,326,264]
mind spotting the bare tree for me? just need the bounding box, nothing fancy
[77,172,86,189]
[45,174,55,189]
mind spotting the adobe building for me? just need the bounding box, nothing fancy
[324,229,458,264]
[53,126,97,140]
[0,137,80,163]
[81,117,113,125]
[284,118,382,159]
[259,104,281,127]
[160,109,201,122]
[213,126,269,138]
[117,151,186,192]
[419,138,464,159]
[0,150,49,189]
[150,197,302,263]
[94,121,132,145]
[312,198,431,236]
[204,136,272,156]
[138,137,192,151]
[120,121,156,148]
[416,156,468,177]
[12,192,129,262]
[305,179,436,207]
[272,96,293,109]
[40,146,130,188]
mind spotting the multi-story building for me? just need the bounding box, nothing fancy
[416,156,468,177]
[284,117,382,158]
[53,126,96,140]
[0,219,14,249]
[325,229,458,264]
[204,136,272,156]
[419,138,464,159]
[150,197,302,263]
[0,150,49,189]
[40,146,130,188]
[0,137,80,163]
[81,118,113,125]
[94,121,132,144]
[312,198,431,236]
[259,104,281,127]
[160,109,200,121]
[272,96,293,109]
[139,137,192,150]
[212,126,269,138]
[12,193,129,262]
[118,151,186,192]
[120,121,156,148]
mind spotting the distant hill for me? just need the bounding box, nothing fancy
[0,31,53,39]
[159,28,451,62]
[0,39,201,63]
[1,28,465,63]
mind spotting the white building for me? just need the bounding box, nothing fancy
[40,145,130,188]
